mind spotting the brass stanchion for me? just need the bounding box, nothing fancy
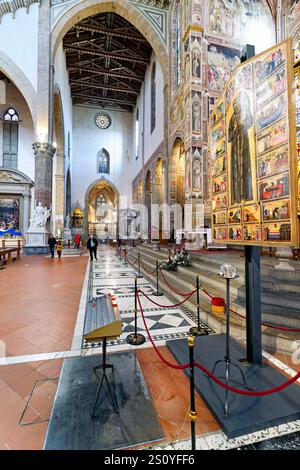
[190,275,208,336]
[188,336,197,451]
[152,260,163,296]
[126,277,146,346]
[137,252,143,279]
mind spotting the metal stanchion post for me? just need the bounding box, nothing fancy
[137,252,143,279]
[188,336,197,451]
[126,277,146,346]
[123,247,128,266]
[152,260,163,296]
[212,264,252,418]
[190,275,207,336]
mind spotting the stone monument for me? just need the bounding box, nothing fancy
[24,202,51,255]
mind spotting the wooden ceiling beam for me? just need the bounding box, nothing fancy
[73,24,149,43]
[68,65,143,83]
[70,80,139,95]
[72,93,136,106]
[64,45,150,66]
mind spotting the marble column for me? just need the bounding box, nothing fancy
[22,191,30,233]
[32,142,56,209]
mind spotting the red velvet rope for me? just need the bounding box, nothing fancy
[136,291,300,396]
[159,268,195,297]
[140,260,158,275]
[138,288,196,308]
[201,288,300,333]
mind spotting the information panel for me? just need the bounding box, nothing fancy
[210,39,298,247]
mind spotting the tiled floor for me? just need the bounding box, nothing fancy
[0,256,88,449]
[136,347,220,443]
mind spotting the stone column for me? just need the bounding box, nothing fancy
[22,191,30,233]
[32,142,56,209]
[53,153,65,238]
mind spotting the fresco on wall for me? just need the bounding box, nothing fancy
[208,44,240,92]
[209,0,275,52]
[191,36,201,80]
[289,0,300,24]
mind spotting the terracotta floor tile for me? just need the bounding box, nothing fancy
[35,359,63,378]
[0,363,35,387]
[6,422,48,450]
[9,370,48,400]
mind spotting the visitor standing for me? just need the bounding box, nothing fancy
[87,235,98,261]
[56,239,63,259]
[74,233,80,250]
[48,234,57,259]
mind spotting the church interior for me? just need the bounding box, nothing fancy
[1,0,300,453]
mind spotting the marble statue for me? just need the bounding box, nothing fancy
[192,159,201,191]
[65,214,70,229]
[29,202,51,230]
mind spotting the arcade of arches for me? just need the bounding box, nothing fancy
[1,0,300,452]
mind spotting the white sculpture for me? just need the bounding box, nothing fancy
[29,202,51,230]
[65,214,70,229]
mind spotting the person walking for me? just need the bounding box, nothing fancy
[74,233,81,250]
[87,234,98,261]
[56,239,63,259]
[48,234,57,259]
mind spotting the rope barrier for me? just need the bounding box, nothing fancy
[126,254,139,266]
[140,260,158,275]
[138,288,196,309]
[136,291,300,397]
[159,268,195,297]
[202,288,300,333]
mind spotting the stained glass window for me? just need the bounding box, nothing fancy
[3,108,19,122]
[151,62,156,134]
[97,148,110,174]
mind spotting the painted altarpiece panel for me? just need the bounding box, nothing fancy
[210,39,298,247]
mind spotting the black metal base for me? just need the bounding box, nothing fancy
[136,275,143,279]
[126,333,146,346]
[212,356,254,418]
[152,291,163,297]
[189,326,208,336]
[92,364,119,418]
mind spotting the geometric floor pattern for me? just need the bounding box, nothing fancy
[82,250,209,350]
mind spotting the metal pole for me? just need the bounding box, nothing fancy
[152,260,163,296]
[126,277,146,345]
[245,246,262,364]
[190,275,207,336]
[188,336,197,451]
[124,247,128,266]
[137,252,143,279]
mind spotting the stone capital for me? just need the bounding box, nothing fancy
[32,142,56,160]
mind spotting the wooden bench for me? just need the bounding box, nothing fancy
[0,240,21,268]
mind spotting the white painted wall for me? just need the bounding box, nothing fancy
[0,5,39,91]
[132,52,165,178]
[72,106,133,209]
[0,81,35,179]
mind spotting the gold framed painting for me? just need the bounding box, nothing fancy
[210,38,298,247]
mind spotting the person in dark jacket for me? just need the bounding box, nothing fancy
[87,235,98,261]
[48,234,57,258]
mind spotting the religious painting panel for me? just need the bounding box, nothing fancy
[213,210,227,225]
[0,197,20,231]
[210,39,298,246]
[262,199,291,222]
[213,225,228,241]
[242,204,260,224]
[257,144,289,179]
[208,43,240,92]
[243,224,261,242]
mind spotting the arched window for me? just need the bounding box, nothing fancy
[151,62,156,134]
[172,1,182,93]
[97,148,110,175]
[2,108,19,169]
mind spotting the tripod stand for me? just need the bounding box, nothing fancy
[212,274,252,418]
[92,337,119,419]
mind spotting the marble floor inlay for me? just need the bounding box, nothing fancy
[82,250,209,350]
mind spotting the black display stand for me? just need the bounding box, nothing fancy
[245,246,262,364]
[92,337,119,418]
